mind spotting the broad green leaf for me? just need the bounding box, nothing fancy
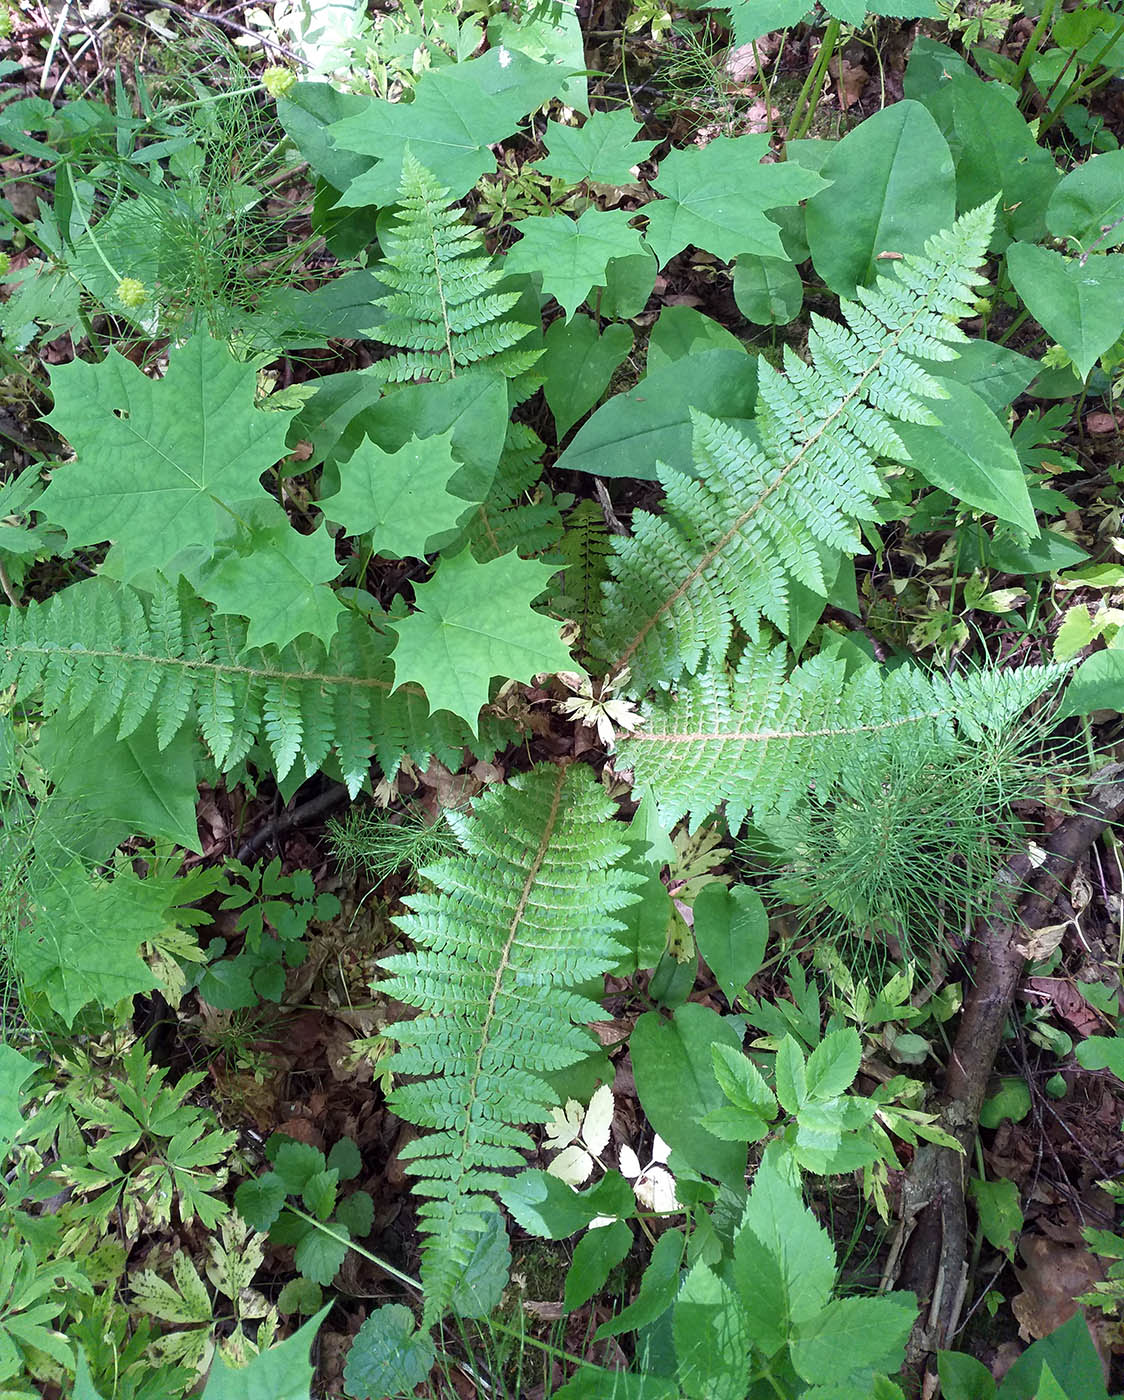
[673,1260,751,1400]
[535,110,658,185]
[302,1168,339,1220]
[343,1305,435,1399]
[920,73,1058,245]
[199,517,343,651]
[996,1312,1109,1400]
[692,882,768,1007]
[506,208,644,321]
[554,1370,678,1400]
[774,1036,807,1114]
[498,1168,636,1239]
[967,1176,1023,1259]
[235,1173,288,1232]
[805,1028,862,1102]
[277,82,371,193]
[41,334,295,579]
[272,1139,326,1192]
[342,371,508,532]
[540,316,634,438]
[322,430,470,557]
[597,249,658,319]
[1006,242,1124,380]
[805,101,956,298]
[294,1222,349,1285]
[74,1348,109,1400]
[334,1191,374,1238]
[555,348,757,480]
[596,1228,685,1340]
[563,1219,634,1313]
[790,1294,917,1384]
[895,381,1038,534]
[732,1152,835,1354]
[1060,648,1124,718]
[937,1350,997,1400]
[329,50,570,206]
[203,1306,329,1400]
[1047,148,1124,250]
[389,549,572,731]
[733,252,803,326]
[448,1206,510,1319]
[645,305,744,372]
[709,1044,776,1118]
[629,1003,748,1188]
[979,1077,1031,1128]
[698,0,936,46]
[926,339,1037,415]
[15,862,162,1026]
[327,1137,362,1180]
[0,1043,37,1152]
[1076,1034,1124,1081]
[38,711,200,855]
[643,135,827,268]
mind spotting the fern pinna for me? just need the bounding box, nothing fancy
[376,762,640,1322]
[0,576,507,790]
[598,203,997,693]
[615,644,1066,834]
[370,154,542,383]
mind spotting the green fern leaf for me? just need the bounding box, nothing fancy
[0,578,511,792]
[600,202,1000,692]
[370,155,538,384]
[617,644,1065,833]
[377,762,641,1322]
[467,422,563,562]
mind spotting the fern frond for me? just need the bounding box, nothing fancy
[615,643,1065,833]
[377,763,641,1322]
[468,422,562,562]
[1,578,509,790]
[371,155,538,384]
[553,499,612,653]
[600,203,998,692]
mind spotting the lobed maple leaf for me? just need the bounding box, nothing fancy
[41,334,296,580]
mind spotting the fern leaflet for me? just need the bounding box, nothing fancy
[377,763,641,1322]
[616,644,1065,833]
[0,578,509,790]
[599,202,998,692]
[371,155,542,384]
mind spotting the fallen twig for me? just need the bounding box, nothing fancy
[893,777,1124,1375]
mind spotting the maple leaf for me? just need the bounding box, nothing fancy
[14,863,165,1026]
[198,513,344,651]
[505,208,644,321]
[534,110,658,186]
[329,49,572,207]
[321,431,471,559]
[642,135,828,269]
[388,548,574,731]
[41,334,295,580]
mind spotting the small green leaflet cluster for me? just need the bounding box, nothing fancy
[548,1153,917,1400]
[235,1136,374,1291]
